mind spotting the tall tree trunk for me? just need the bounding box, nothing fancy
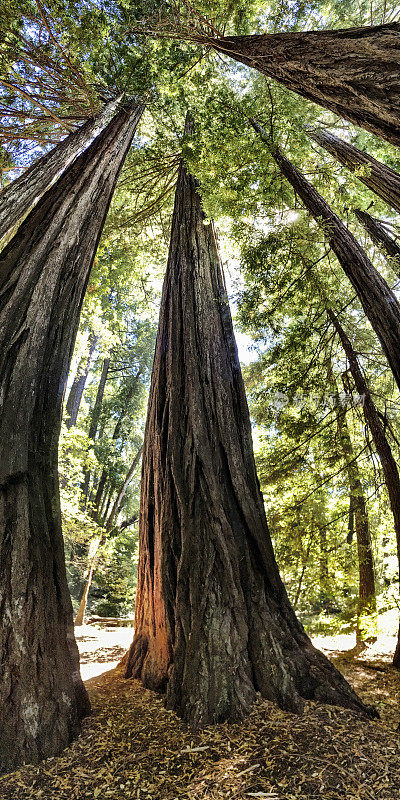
[325,307,400,665]
[125,119,374,725]
[252,121,400,394]
[336,405,377,644]
[0,99,144,772]
[354,209,400,274]
[80,357,110,506]
[207,23,400,145]
[0,96,123,245]
[308,129,400,213]
[65,331,98,429]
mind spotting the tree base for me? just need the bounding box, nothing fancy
[126,592,378,726]
[0,476,90,774]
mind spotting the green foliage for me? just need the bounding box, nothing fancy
[4,0,400,636]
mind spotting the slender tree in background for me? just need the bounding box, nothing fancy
[336,404,377,644]
[125,117,373,725]
[0,96,122,244]
[251,121,400,395]
[326,358,377,644]
[325,306,400,667]
[307,129,400,213]
[65,332,99,429]
[166,15,400,145]
[75,444,143,626]
[93,368,142,519]
[80,356,111,505]
[0,98,144,771]
[354,209,400,274]
[106,445,143,533]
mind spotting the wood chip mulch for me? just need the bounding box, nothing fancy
[0,654,399,800]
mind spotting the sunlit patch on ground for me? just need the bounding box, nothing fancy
[0,626,399,799]
[76,624,134,680]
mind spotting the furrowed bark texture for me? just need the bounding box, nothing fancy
[252,122,400,394]
[308,129,400,213]
[0,100,144,772]
[125,141,374,726]
[355,209,400,273]
[0,96,123,245]
[326,307,400,665]
[211,24,400,145]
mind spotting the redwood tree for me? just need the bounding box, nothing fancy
[0,99,144,771]
[125,120,374,725]
[0,96,122,245]
[251,121,400,395]
[308,129,400,213]
[354,209,400,273]
[80,356,111,506]
[202,23,400,145]
[325,306,400,667]
[75,444,143,626]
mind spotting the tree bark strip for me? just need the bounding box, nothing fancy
[209,24,400,145]
[252,121,400,395]
[308,129,400,213]
[325,307,400,666]
[0,96,123,245]
[354,209,400,275]
[125,117,375,725]
[0,99,144,772]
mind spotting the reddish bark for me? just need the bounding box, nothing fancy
[125,119,375,725]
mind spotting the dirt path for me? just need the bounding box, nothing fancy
[0,629,399,799]
[76,624,134,681]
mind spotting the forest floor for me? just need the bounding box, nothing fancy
[1,627,399,800]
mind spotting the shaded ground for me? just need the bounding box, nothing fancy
[0,629,399,799]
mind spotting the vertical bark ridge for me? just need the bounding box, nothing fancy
[0,99,144,772]
[125,132,375,725]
